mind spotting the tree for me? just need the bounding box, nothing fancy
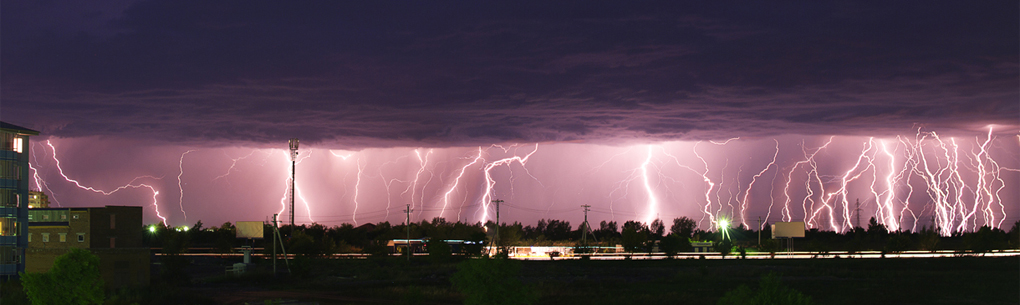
[21,248,105,305]
[621,221,648,253]
[597,220,619,240]
[965,226,1007,253]
[715,238,734,258]
[1008,220,1020,249]
[659,234,684,258]
[650,219,665,239]
[451,258,538,305]
[671,217,697,240]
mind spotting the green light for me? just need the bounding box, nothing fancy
[718,219,731,241]
[148,225,157,233]
[180,225,189,232]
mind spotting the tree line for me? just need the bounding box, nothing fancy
[143,217,1020,257]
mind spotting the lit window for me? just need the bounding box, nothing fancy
[73,214,79,219]
[59,233,66,242]
[27,233,31,242]
[43,215,49,220]
[42,233,49,242]
[61,214,67,220]
[12,137,22,153]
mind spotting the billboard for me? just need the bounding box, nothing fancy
[236,221,264,239]
[771,221,805,238]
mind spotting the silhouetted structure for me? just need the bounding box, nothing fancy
[0,121,38,280]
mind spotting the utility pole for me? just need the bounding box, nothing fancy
[273,214,277,275]
[404,204,412,261]
[288,138,299,227]
[757,216,762,247]
[855,198,861,229]
[581,204,592,253]
[492,199,503,254]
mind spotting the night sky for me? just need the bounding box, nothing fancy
[5,1,1018,232]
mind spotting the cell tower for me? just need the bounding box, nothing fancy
[289,138,299,227]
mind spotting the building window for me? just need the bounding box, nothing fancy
[109,237,116,248]
[27,233,31,242]
[0,189,16,207]
[110,214,116,229]
[77,233,85,242]
[42,233,49,242]
[43,214,49,220]
[73,214,79,219]
[61,214,67,220]
[58,233,66,242]
[0,217,14,236]
[0,160,20,180]
[12,137,23,153]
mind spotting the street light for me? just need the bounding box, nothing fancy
[718,219,731,241]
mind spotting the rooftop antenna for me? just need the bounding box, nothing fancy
[288,138,299,227]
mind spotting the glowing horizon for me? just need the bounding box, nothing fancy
[27,128,1019,235]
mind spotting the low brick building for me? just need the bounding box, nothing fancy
[26,205,149,288]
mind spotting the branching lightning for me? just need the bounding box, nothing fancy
[43,140,167,225]
[26,127,1017,234]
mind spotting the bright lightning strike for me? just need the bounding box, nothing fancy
[44,140,167,225]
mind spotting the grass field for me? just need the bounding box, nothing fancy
[175,255,1019,305]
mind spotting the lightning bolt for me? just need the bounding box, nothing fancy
[44,140,167,225]
[639,145,660,225]
[402,149,432,221]
[279,149,314,224]
[213,150,259,181]
[28,146,62,207]
[778,137,833,230]
[740,139,778,227]
[478,144,541,224]
[177,150,195,223]
[352,156,365,225]
[692,142,718,228]
[444,147,484,221]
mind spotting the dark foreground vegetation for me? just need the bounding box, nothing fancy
[5,253,1015,305]
[3,217,1016,304]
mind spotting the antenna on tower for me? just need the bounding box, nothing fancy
[288,138,299,227]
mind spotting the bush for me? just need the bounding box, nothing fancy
[451,258,538,305]
[21,248,105,305]
[717,272,812,305]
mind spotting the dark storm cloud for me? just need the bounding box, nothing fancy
[3,1,1017,148]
